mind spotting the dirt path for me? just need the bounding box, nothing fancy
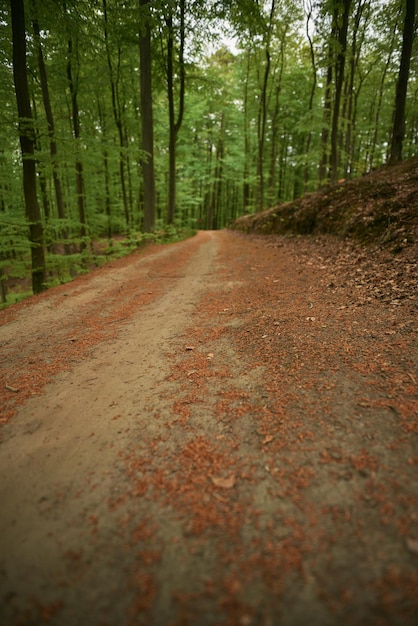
[0,230,417,626]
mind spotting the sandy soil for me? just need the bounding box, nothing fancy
[0,230,417,626]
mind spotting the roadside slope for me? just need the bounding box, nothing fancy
[231,157,418,256]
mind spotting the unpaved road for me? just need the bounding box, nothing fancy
[0,230,417,626]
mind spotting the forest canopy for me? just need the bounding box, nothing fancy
[1,0,417,298]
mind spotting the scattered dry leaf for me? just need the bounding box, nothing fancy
[210,474,236,489]
[406,537,418,555]
[5,384,19,393]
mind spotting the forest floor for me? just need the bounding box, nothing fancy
[0,223,417,624]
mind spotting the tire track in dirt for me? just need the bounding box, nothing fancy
[0,233,214,424]
[0,232,219,625]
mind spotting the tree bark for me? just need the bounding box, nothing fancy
[139,0,156,233]
[342,0,370,178]
[368,10,399,171]
[208,115,224,230]
[165,0,185,225]
[304,0,317,190]
[32,2,66,222]
[267,24,286,206]
[256,0,275,212]
[10,0,46,294]
[103,0,131,231]
[389,0,416,165]
[243,52,251,213]
[67,37,87,251]
[31,0,69,255]
[330,0,352,184]
[318,62,333,184]
[98,100,113,242]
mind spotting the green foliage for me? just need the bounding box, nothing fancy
[0,0,416,301]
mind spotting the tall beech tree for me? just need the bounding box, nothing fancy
[256,0,275,211]
[303,0,318,189]
[163,0,186,224]
[31,0,68,245]
[341,0,372,178]
[389,0,416,164]
[139,0,156,233]
[103,0,131,231]
[367,5,400,171]
[329,0,352,183]
[67,32,87,251]
[10,0,46,293]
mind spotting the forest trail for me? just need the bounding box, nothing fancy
[0,230,417,626]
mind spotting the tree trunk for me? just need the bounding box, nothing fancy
[368,11,399,170]
[319,62,333,184]
[389,0,416,165]
[0,266,7,304]
[304,0,317,190]
[139,0,156,233]
[342,0,370,178]
[257,0,275,212]
[98,100,113,242]
[67,37,87,252]
[209,116,224,230]
[10,0,46,294]
[32,1,66,223]
[330,0,352,184]
[243,52,251,213]
[205,136,213,229]
[31,94,51,224]
[257,47,271,212]
[267,26,286,206]
[165,0,185,225]
[103,0,131,231]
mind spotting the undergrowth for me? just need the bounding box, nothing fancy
[0,222,196,309]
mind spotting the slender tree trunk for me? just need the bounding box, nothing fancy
[103,148,112,241]
[267,82,279,205]
[139,0,156,233]
[98,100,112,242]
[124,128,134,226]
[167,16,176,225]
[209,115,224,230]
[243,52,251,213]
[342,0,369,178]
[103,0,131,231]
[31,94,51,224]
[304,0,317,190]
[330,0,352,184]
[277,138,287,202]
[10,0,46,294]
[389,0,416,165]
[165,0,185,225]
[257,0,275,212]
[257,47,271,211]
[67,37,87,252]
[369,10,399,170]
[205,135,213,229]
[349,71,366,176]
[31,1,66,224]
[0,152,6,212]
[267,27,286,205]
[319,62,333,184]
[0,266,7,304]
